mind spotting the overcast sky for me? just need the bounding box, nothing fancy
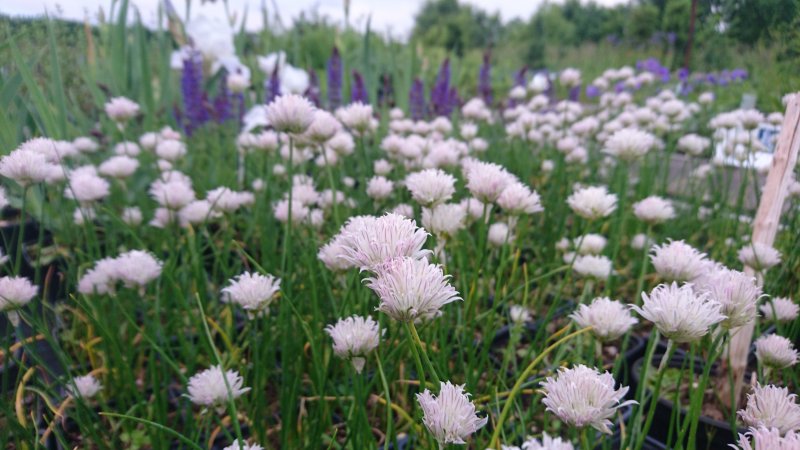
[2,0,626,38]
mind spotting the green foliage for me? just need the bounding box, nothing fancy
[411,0,502,56]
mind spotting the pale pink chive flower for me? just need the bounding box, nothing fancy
[461,198,492,223]
[186,365,250,411]
[318,237,353,272]
[325,315,382,373]
[149,178,196,210]
[179,200,222,226]
[738,243,782,271]
[339,213,430,272]
[121,207,143,226]
[223,442,263,450]
[422,204,466,238]
[761,298,799,323]
[733,427,800,450]
[68,374,102,398]
[416,381,488,446]
[0,148,57,187]
[77,257,118,296]
[366,257,461,322]
[603,127,658,160]
[540,364,636,434]
[509,304,532,324]
[305,110,341,143]
[632,283,724,343]
[391,203,414,219]
[520,433,574,450]
[570,297,637,342]
[574,234,607,255]
[273,199,309,224]
[405,169,456,207]
[64,171,110,205]
[738,384,800,435]
[265,94,315,134]
[113,141,141,156]
[105,96,140,123]
[73,136,99,153]
[114,250,163,290]
[632,196,675,224]
[0,276,38,325]
[678,134,711,156]
[206,187,255,213]
[366,176,394,201]
[155,139,187,161]
[488,222,511,247]
[650,240,710,282]
[463,160,517,203]
[99,156,139,178]
[567,186,617,220]
[497,182,543,215]
[755,334,798,369]
[73,207,96,225]
[221,272,281,318]
[572,255,612,281]
[336,102,374,134]
[698,268,761,329]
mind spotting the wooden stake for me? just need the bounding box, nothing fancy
[723,93,800,409]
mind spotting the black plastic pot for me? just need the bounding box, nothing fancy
[594,434,667,450]
[631,352,739,450]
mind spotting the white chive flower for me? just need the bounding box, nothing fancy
[755,334,798,369]
[186,365,250,410]
[540,364,635,434]
[338,213,430,272]
[366,257,461,323]
[567,186,617,220]
[114,250,163,290]
[734,427,800,450]
[463,160,517,203]
[221,272,281,318]
[0,276,38,325]
[738,243,782,271]
[760,297,799,323]
[422,204,466,238]
[497,182,544,215]
[366,176,394,201]
[325,315,382,373]
[68,374,102,398]
[570,297,637,342]
[632,196,675,224]
[405,169,456,207]
[603,127,659,160]
[738,384,800,435]
[698,268,761,329]
[520,433,574,450]
[416,381,488,446]
[223,442,263,450]
[265,94,315,134]
[632,283,724,343]
[572,255,613,281]
[650,240,709,282]
[0,148,57,187]
[105,96,140,123]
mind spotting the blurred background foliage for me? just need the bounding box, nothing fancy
[0,0,799,147]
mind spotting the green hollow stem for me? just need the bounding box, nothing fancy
[407,321,441,386]
[404,321,428,391]
[489,326,594,449]
[634,339,676,450]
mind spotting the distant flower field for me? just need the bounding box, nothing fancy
[0,2,799,449]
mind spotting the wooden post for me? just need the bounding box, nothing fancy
[723,93,800,409]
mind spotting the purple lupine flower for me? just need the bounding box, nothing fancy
[305,68,321,107]
[678,68,690,82]
[430,58,452,116]
[234,92,245,125]
[447,86,460,114]
[213,71,232,123]
[541,70,556,104]
[667,32,677,45]
[409,77,425,120]
[181,49,209,135]
[478,51,492,106]
[706,73,717,85]
[585,84,601,98]
[614,81,626,93]
[172,103,186,134]
[265,66,281,104]
[731,68,748,81]
[327,46,343,110]
[350,70,368,104]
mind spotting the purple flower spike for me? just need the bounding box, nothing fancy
[478,51,492,106]
[213,70,232,123]
[181,49,208,135]
[431,58,452,116]
[265,66,281,104]
[409,77,425,120]
[350,70,368,104]
[305,69,321,107]
[585,84,601,98]
[327,46,343,110]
